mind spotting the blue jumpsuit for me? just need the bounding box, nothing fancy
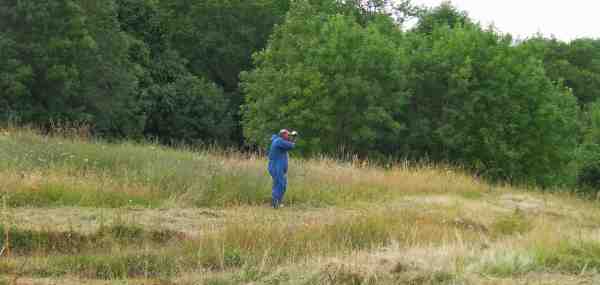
[268,134,295,208]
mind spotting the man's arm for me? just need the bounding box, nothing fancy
[276,138,295,150]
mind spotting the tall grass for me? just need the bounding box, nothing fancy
[198,206,491,267]
[0,170,162,208]
[1,206,491,279]
[478,239,600,277]
[0,129,491,208]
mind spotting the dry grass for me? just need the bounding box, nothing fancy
[3,194,598,284]
[1,129,599,284]
[0,129,494,208]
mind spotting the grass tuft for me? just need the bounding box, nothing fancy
[480,239,600,277]
[479,251,536,277]
[533,239,600,274]
[490,210,532,237]
[42,253,181,279]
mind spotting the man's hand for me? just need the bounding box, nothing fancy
[290,131,298,142]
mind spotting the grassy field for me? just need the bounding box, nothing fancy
[1,128,600,284]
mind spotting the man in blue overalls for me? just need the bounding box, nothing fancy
[268,129,296,208]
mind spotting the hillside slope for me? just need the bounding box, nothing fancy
[0,129,599,284]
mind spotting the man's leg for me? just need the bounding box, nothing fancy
[271,170,285,208]
[280,173,288,205]
[271,173,280,208]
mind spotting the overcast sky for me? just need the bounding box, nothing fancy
[408,0,599,41]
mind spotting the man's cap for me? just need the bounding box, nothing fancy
[279,129,290,135]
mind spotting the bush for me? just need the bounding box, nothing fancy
[491,210,532,237]
[533,240,600,274]
[577,147,600,192]
[576,102,600,192]
[144,76,234,145]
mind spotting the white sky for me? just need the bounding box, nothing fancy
[408,0,599,41]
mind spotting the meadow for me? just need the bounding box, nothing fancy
[1,128,599,284]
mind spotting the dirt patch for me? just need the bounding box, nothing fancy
[402,195,459,206]
[451,217,489,233]
[498,194,546,213]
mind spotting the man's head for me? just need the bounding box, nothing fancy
[279,129,290,141]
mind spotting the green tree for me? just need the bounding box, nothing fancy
[163,0,289,91]
[414,1,471,34]
[319,0,419,26]
[566,39,600,105]
[576,102,600,191]
[242,1,411,156]
[144,76,233,145]
[406,24,579,186]
[0,0,141,135]
[0,33,33,122]
[114,0,234,144]
[160,0,291,143]
[522,37,600,105]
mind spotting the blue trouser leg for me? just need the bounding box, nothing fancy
[280,172,287,203]
[269,166,280,207]
[269,167,286,208]
[268,159,289,208]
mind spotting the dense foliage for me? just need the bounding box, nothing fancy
[404,25,579,186]
[577,102,600,190]
[0,0,141,135]
[1,0,599,188]
[242,2,410,156]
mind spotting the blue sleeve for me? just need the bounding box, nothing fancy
[275,138,295,150]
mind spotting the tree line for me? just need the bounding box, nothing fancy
[1,0,600,190]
